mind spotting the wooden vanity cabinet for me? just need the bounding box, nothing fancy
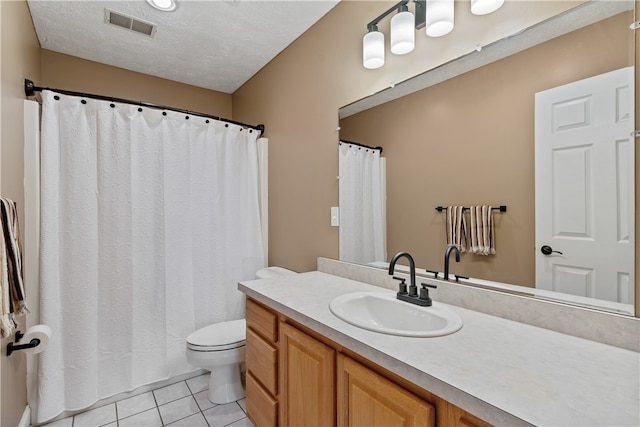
[245,298,279,426]
[245,297,492,427]
[337,354,435,427]
[279,322,335,426]
[437,403,492,427]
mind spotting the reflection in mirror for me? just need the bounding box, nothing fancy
[338,142,386,264]
[338,1,636,316]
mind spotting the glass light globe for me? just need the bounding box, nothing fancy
[391,10,415,55]
[426,0,454,37]
[471,0,504,15]
[363,30,385,69]
[147,0,176,12]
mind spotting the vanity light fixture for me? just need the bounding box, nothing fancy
[363,0,503,69]
[363,24,385,69]
[391,3,415,54]
[470,0,504,15]
[363,0,418,69]
[426,0,454,37]
[146,0,177,12]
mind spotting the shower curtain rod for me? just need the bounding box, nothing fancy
[24,79,265,137]
[340,139,383,154]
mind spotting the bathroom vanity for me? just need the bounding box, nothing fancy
[239,271,640,427]
[244,296,486,427]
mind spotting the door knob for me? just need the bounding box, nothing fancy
[541,245,563,255]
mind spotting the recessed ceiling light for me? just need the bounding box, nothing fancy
[147,0,177,12]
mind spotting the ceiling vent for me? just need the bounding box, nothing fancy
[105,9,157,37]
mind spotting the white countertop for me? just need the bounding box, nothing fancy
[239,271,640,427]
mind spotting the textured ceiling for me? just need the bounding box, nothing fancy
[28,0,339,94]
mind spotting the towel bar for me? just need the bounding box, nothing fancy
[435,205,507,213]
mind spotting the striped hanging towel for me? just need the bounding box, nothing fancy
[469,205,496,255]
[445,206,467,252]
[0,198,27,338]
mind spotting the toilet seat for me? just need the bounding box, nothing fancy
[186,319,246,352]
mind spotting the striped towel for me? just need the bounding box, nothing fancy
[0,198,27,338]
[445,206,467,252]
[469,206,496,255]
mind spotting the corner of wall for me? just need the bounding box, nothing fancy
[1,1,42,426]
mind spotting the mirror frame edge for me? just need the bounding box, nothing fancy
[635,0,639,318]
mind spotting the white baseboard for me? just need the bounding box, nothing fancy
[19,405,30,427]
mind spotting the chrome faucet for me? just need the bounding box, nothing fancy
[388,251,417,296]
[443,245,460,281]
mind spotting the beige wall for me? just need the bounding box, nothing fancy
[339,12,632,287]
[41,50,233,118]
[1,1,41,425]
[232,1,583,273]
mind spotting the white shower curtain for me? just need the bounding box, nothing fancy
[338,142,386,264]
[37,90,265,422]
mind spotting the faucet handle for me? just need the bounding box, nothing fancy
[425,269,439,278]
[392,276,408,295]
[454,274,469,283]
[419,283,437,306]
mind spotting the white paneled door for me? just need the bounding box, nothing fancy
[535,67,634,304]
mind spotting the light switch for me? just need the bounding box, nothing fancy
[331,207,339,226]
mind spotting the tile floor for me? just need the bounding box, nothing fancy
[41,373,253,427]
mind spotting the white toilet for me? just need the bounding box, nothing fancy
[185,266,297,404]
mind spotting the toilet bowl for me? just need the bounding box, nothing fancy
[186,319,246,404]
[185,266,297,404]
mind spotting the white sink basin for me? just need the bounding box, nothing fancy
[329,292,463,337]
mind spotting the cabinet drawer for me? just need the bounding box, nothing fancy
[246,297,277,342]
[246,327,278,395]
[246,371,278,427]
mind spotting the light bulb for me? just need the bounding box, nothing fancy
[147,0,176,12]
[391,10,415,55]
[363,30,385,69]
[426,0,454,37]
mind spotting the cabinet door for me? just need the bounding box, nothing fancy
[438,402,493,427]
[337,355,435,427]
[279,322,335,427]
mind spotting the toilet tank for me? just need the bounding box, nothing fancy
[255,266,297,279]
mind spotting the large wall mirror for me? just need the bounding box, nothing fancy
[338,0,636,316]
